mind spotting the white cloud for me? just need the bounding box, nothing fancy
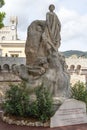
[58,7,87,51]
[1,0,87,51]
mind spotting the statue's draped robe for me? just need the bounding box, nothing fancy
[46,12,61,48]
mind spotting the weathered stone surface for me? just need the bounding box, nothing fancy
[50,99,87,127]
[25,5,61,66]
[14,4,70,104]
[0,111,4,119]
[25,20,46,65]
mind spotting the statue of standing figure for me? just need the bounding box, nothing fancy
[14,4,70,104]
[42,4,61,54]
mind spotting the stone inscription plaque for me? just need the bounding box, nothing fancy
[50,99,87,127]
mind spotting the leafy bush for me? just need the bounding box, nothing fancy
[3,82,54,122]
[71,81,87,105]
[3,82,30,117]
[27,101,38,118]
[35,83,54,122]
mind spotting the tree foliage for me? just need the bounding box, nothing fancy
[0,0,5,7]
[71,81,87,105]
[0,0,5,28]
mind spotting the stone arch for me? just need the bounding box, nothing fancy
[76,65,81,74]
[3,64,10,72]
[66,65,68,69]
[11,64,16,70]
[77,65,81,70]
[20,64,25,66]
[70,65,75,71]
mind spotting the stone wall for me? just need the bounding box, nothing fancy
[70,74,86,86]
[0,80,21,102]
[66,58,87,70]
[0,57,87,95]
[0,57,87,73]
[0,57,26,70]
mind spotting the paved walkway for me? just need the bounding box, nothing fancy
[0,119,87,130]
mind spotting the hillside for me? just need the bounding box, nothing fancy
[62,50,87,58]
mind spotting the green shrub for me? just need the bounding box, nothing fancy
[3,82,30,117]
[27,101,38,118]
[71,81,87,105]
[35,83,54,122]
[3,82,54,122]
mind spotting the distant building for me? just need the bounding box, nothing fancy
[0,16,25,57]
[0,16,18,41]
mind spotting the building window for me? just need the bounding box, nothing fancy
[12,36,14,40]
[70,65,75,71]
[11,64,16,70]
[77,65,81,70]
[5,53,8,57]
[1,36,5,40]
[3,64,10,72]
[76,65,81,74]
[11,54,19,57]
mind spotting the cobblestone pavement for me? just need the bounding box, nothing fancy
[0,119,87,130]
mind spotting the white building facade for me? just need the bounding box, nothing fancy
[0,16,18,41]
[0,16,25,57]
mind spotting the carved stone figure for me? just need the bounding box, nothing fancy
[14,4,70,105]
[42,4,61,52]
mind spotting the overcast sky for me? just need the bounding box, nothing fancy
[1,0,87,51]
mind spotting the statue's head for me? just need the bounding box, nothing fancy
[49,4,55,12]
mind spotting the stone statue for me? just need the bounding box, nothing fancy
[14,4,70,105]
[42,4,61,53]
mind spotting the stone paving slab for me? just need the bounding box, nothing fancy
[0,119,87,130]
